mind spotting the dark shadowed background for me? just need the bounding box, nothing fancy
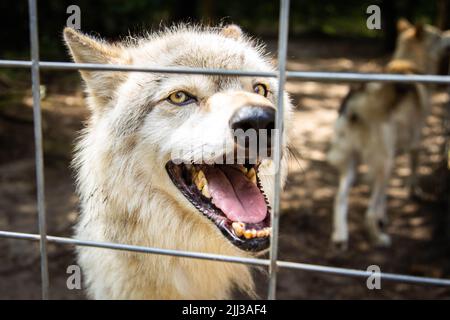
[1,0,448,60]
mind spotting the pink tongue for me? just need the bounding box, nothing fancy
[203,166,267,224]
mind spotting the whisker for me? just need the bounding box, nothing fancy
[286,143,306,175]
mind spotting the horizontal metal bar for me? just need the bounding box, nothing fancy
[1,59,450,84]
[0,60,276,78]
[1,230,450,287]
[286,70,450,84]
[0,60,32,68]
[277,261,450,287]
[0,230,269,267]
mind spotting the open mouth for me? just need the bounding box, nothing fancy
[166,160,271,252]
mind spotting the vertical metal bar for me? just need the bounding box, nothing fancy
[28,0,49,300]
[268,0,290,300]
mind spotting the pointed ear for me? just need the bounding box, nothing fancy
[397,18,412,33]
[63,27,131,108]
[221,24,243,40]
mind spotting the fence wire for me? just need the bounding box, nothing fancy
[0,0,449,300]
[2,230,450,287]
[1,60,450,84]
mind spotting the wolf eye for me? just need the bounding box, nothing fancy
[253,83,268,97]
[167,91,195,106]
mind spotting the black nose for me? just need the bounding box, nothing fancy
[229,106,275,154]
[230,106,275,133]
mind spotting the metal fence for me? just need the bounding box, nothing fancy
[1,0,450,300]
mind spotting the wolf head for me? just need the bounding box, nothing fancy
[394,18,450,74]
[64,25,292,258]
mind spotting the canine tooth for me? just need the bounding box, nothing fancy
[194,170,207,190]
[194,179,204,190]
[201,183,211,198]
[232,222,244,237]
[239,166,248,174]
[247,168,257,184]
[197,170,205,181]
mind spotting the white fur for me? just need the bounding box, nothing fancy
[328,21,449,248]
[64,25,293,299]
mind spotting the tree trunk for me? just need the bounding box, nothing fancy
[437,0,449,30]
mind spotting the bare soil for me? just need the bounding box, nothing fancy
[0,39,449,299]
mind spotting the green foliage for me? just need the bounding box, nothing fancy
[0,0,439,60]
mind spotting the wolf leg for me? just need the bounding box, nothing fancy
[365,164,392,247]
[331,157,356,249]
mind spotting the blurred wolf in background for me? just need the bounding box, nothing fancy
[64,24,292,299]
[327,19,450,248]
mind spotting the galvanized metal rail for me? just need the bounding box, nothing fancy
[1,230,450,288]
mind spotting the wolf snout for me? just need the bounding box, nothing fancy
[229,106,275,152]
[230,106,275,132]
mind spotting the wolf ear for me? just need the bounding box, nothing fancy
[221,24,243,40]
[63,27,131,108]
[397,18,412,33]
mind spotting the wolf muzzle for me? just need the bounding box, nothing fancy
[229,106,275,152]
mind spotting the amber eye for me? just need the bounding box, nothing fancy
[253,83,268,97]
[167,91,195,106]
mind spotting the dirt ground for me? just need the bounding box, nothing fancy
[0,39,449,299]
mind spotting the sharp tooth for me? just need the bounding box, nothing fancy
[195,180,203,191]
[201,183,211,198]
[256,230,265,238]
[197,170,205,181]
[265,227,272,236]
[194,170,207,191]
[247,168,257,184]
[239,165,248,174]
[232,222,244,237]
[251,229,257,237]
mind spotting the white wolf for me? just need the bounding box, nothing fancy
[64,24,293,299]
[327,19,450,248]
